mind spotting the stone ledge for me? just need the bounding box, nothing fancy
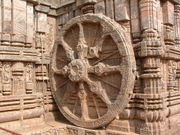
[0,46,39,62]
[14,121,139,135]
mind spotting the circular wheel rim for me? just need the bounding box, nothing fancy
[50,14,136,129]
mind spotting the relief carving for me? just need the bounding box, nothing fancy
[50,14,136,128]
[67,128,78,135]
[2,62,12,96]
[168,60,177,91]
[26,63,34,94]
[12,62,25,95]
[35,33,46,52]
[0,0,180,135]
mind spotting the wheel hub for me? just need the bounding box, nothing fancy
[68,59,88,82]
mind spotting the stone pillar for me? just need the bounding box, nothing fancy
[105,0,114,19]
[35,64,48,93]
[139,0,163,56]
[12,0,26,47]
[26,3,34,48]
[114,0,130,39]
[162,0,175,46]
[35,12,47,52]
[174,4,180,47]
[139,0,166,134]
[2,0,12,45]
[130,0,141,43]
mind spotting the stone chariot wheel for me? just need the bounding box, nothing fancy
[50,14,136,129]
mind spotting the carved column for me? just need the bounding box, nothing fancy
[139,0,163,56]
[26,3,34,48]
[35,12,47,52]
[105,0,114,19]
[139,0,166,134]
[174,4,180,47]
[162,0,175,46]
[130,0,141,43]
[12,0,26,47]
[139,0,164,93]
[115,0,131,39]
[35,64,48,93]
[1,0,12,45]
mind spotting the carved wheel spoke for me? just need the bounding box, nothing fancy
[60,38,75,61]
[78,82,90,120]
[52,67,64,75]
[89,63,124,76]
[84,78,111,105]
[50,14,135,128]
[52,66,69,77]
[92,75,120,90]
[77,23,88,59]
[92,50,119,65]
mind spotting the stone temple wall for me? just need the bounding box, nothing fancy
[0,0,58,130]
[0,0,180,135]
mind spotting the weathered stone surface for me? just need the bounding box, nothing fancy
[12,0,26,45]
[105,0,114,19]
[36,12,48,33]
[2,0,12,45]
[26,3,34,47]
[95,1,105,15]
[77,0,97,7]
[114,0,130,21]
[50,13,135,129]
[0,0,180,135]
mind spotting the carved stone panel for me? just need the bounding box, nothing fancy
[50,14,136,128]
[2,62,12,96]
